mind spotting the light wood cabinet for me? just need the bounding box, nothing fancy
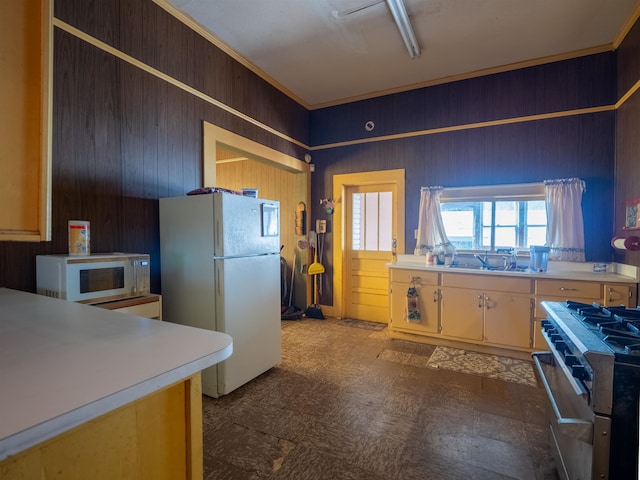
[532,279,637,350]
[439,287,483,340]
[440,285,533,349]
[389,269,439,335]
[440,273,533,349]
[0,1,52,241]
[603,283,636,306]
[0,375,203,480]
[389,266,637,355]
[534,279,635,315]
[94,295,163,320]
[482,293,533,349]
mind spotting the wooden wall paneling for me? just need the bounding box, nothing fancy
[310,53,615,147]
[119,0,143,62]
[614,93,640,267]
[312,110,615,282]
[54,0,121,49]
[1,0,307,292]
[617,18,640,98]
[615,15,640,269]
[92,38,123,255]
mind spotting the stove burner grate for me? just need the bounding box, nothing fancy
[603,335,640,355]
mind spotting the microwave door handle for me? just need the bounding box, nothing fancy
[532,352,593,443]
[132,260,137,294]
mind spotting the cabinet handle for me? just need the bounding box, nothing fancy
[409,276,421,283]
[608,287,613,303]
[558,287,576,291]
[478,295,483,308]
[485,295,491,310]
[433,290,438,303]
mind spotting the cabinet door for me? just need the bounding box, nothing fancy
[483,293,532,349]
[603,284,634,307]
[390,282,439,334]
[0,0,52,241]
[440,287,483,341]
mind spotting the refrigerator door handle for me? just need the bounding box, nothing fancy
[215,262,222,296]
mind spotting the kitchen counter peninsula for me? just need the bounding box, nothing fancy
[0,288,233,479]
[388,256,639,358]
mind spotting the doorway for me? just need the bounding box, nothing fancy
[203,122,311,310]
[332,170,405,322]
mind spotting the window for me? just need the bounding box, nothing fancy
[440,184,547,252]
[352,191,393,251]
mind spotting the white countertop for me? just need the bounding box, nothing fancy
[0,288,233,461]
[389,255,639,283]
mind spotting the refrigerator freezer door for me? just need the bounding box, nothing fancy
[213,193,280,257]
[211,254,281,397]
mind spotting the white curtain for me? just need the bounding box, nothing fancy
[544,178,586,262]
[414,186,452,255]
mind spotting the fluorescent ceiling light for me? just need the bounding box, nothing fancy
[385,0,420,58]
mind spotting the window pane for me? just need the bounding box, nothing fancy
[495,227,516,247]
[440,188,547,251]
[495,201,517,225]
[482,226,492,248]
[364,192,379,250]
[442,203,476,250]
[482,202,493,228]
[351,193,363,251]
[352,191,394,252]
[527,226,546,246]
[378,192,393,251]
[527,201,547,225]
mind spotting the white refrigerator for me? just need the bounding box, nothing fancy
[159,193,281,397]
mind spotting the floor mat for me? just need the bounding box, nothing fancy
[427,346,538,387]
[338,318,386,331]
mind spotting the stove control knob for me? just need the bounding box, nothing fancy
[572,365,589,381]
[564,354,578,367]
[554,340,567,353]
[541,320,552,331]
[550,334,562,343]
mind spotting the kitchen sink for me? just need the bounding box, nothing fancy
[448,263,493,270]
[447,264,531,272]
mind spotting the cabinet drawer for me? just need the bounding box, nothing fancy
[535,280,601,298]
[534,296,596,318]
[390,268,439,285]
[442,273,532,294]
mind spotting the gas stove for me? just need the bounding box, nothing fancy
[535,300,640,480]
[564,300,640,358]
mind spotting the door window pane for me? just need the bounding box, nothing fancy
[378,192,392,250]
[364,192,379,250]
[351,191,393,252]
[352,193,363,250]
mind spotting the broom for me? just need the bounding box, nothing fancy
[305,232,325,319]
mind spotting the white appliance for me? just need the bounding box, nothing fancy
[36,253,151,303]
[159,193,281,397]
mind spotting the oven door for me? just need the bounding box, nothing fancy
[533,351,611,480]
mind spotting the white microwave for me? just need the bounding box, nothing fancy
[36,253,151,304]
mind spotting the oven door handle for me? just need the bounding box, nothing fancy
[532,352,594,444]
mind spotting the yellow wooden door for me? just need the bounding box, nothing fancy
[344,184,397,322]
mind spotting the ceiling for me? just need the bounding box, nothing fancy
[161,0,639,109]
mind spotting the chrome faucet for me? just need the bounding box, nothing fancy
[473,253,494,269]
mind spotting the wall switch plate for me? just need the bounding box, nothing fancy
[316,219,327,233]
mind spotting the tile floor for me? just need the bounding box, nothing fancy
[201,318,559,480]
